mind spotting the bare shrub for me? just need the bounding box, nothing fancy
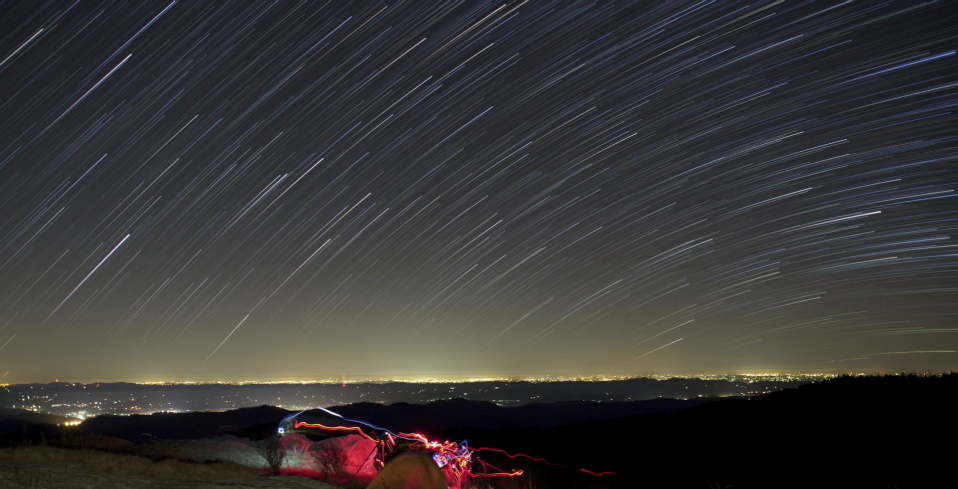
[314,438,349,482]
[260,434,287,475]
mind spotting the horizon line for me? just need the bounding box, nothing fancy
[5,371,953,386]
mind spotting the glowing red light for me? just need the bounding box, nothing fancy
[579,469,618,476]
[473,446,569,468]
[293,420,382,444]
[291,418,612,486]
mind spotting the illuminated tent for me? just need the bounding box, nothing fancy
[367,451,447,489]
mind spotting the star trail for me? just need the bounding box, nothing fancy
[0,1,955,381]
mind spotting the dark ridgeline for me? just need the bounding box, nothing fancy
[450,374,958,488]
[69,397,719,441]
[2,375,954,488]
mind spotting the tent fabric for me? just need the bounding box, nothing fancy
[367,451,447,489]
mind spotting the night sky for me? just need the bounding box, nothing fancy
[1,1,955,382]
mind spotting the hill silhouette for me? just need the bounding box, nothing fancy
[78,405,290,441]
[441,374,957,488]
[315,396,722,433]
[70,397,714,442]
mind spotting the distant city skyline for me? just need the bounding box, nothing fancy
[3,370,932,385]
[2,375,826,418]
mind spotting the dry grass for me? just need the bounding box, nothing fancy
[0,446,258,481]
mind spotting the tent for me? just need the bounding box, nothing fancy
[367,451,447,489]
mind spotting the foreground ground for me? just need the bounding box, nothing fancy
[0,447,335,489]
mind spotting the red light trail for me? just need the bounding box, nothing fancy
[473,446,570,468]
[293,420,381,443]
[288,417,615,485]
